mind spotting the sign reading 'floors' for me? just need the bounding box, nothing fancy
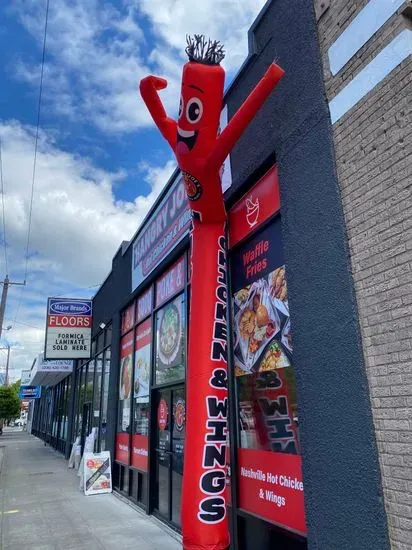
[45,298,92,360]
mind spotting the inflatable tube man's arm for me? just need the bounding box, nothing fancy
[208,63,285,171]
[140,76,177,149]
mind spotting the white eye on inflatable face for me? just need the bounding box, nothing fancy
[179,95,184,119]
[186,97,203,124]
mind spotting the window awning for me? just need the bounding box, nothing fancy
[30,353,73,386]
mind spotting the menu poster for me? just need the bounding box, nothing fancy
[231,218,290,377]
[121,302,135,335]
[134,318,151,398]
[155,295,185,384]
[119,333,134,400]
[84,451,112,496]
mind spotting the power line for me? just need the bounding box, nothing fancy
[23,0,50,284]
[0,139,8,277]
[13,0,50,329]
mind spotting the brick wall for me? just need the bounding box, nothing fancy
[316,1,412,548]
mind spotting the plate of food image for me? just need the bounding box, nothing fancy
[258,338,291,373]
[120,355,132,399]
[234,280,280,372]
[158,302,181,365]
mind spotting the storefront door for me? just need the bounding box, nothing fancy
[154,386,185,527]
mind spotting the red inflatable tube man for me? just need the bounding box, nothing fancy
[140,35,284,550]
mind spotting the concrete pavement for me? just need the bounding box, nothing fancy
[0,428,182,549]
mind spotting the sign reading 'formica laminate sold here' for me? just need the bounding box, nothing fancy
[44,298,92,360]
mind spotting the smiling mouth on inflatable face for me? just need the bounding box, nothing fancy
[176,127,198,155]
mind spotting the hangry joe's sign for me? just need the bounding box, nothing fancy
[132,175,191,291]
[45,298,92,360]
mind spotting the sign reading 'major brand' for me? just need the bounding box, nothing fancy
[131,175,191,292]
[45,297,92,360]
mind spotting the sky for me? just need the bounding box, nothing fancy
[0,0,267,380]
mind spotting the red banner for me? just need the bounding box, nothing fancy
[182,222,229,548]
[136,287,153,322]
[121,302,135,334]
[155,256,185,307]
[228,165,280,248]
[131,434,149,471]
[115,432,130,464]
[238,449,305,534]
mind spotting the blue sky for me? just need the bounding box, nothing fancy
[0,0,266,377]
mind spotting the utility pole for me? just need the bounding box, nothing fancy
[5,344,10,386]
[0,344,10,386]
[0,277,25,341]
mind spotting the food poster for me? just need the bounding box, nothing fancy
[155,294,185,384]
[119,332,133,432]
[84,451,112,496]
[134,318,151,398]
[121,302,135,335]
[231,217,305,533]
[119,333,133,400]
[231,218,291,377]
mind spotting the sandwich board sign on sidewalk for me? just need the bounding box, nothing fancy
[83,451,112,496]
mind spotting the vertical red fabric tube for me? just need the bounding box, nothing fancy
[183,220,229,550]
[139,34,284,550]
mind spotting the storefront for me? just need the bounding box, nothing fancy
[31,1,394,549]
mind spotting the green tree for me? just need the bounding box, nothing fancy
[0,386,21,421]
[11,380,21,397]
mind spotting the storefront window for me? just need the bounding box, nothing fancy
[100,347,111,452]
[132,318,151,472]
[85,360,95,405]
[155,294,186,385]
[93,353,103,429]
[229,166,305,535]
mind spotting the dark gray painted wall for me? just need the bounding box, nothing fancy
[92,243,132,337]
[225,1,389,549]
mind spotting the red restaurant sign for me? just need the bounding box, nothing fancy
[131,434,148,471]
[136,287,153,322]
[228,164,280,248]
[115,432,129,464]
[155,256,185,307]
[238,449,305,534]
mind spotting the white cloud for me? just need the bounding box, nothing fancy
[11,0,267,133]
[0,120,175,377]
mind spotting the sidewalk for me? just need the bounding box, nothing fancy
[0,428,182,549]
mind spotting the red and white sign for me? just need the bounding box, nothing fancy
[158,399,168,430]
[131,434,149,471]
[155,256,185,307]
[121,302,135,334]
[115,432,130,464]
[136,287,153,322]
[238,448,306,535]
[229,165,280,248]
[45,298,92,359]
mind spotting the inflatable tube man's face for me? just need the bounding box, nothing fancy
[175,39,225,168]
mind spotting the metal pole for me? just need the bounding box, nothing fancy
[0,276,9,342]
[5,344,10,386]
